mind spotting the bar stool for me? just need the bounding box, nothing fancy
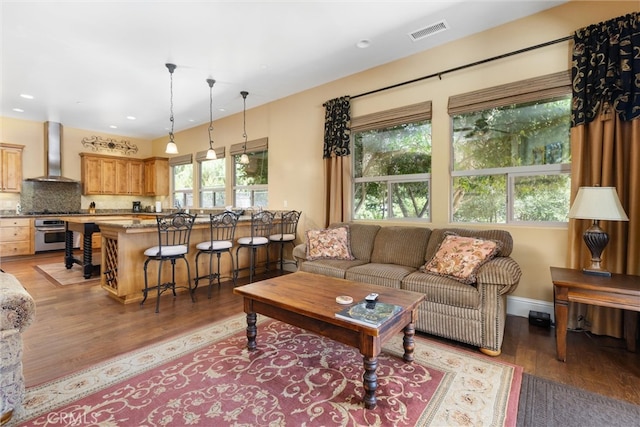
[141,212,197,313]
[234,210,275,283]
[194,211,239,298]
[269,210,301,272]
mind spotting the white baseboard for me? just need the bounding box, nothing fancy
[506,295,555,323]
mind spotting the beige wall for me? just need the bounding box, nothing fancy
[1,1,636,304]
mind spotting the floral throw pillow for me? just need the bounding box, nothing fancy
[306,226,355,261]
[421,234,501,284]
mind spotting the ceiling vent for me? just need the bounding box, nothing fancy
[409,19,450,41]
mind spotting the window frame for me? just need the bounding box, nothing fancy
[230,138,268,208]
[448,71,572,226]
[196,147,226,208]
[169,154,193,209]
[351,101,433,221]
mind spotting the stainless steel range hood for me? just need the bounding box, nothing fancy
[26,122,78,182]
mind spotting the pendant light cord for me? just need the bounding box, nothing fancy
[166,63,177,143]
[207,79,216,147]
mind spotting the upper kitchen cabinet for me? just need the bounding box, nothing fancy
[144,157,169,196]
[0,143,24,193]
[116,158,144,195]
[80,153,116,194]
[80,153,168,196]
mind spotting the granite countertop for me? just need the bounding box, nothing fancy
[92,215,254,229]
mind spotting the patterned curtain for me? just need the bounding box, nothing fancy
[572,12,640,126]
[323,96,351,158]
[567,13,640,338]
[322,96,351,226]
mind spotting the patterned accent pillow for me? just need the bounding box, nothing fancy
[421,234,501,284]
[306,226,355,261]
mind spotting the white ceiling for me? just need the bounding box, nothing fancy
[1,0,566,140]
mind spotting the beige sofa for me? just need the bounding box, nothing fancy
[292,223,521,356]
[0,271,36,425]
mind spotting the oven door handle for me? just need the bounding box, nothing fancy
[35,227,67,232]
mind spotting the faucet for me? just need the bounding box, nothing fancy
[174,200,182,211]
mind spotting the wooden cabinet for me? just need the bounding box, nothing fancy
[80,154,116,195]
[116,159,143,195]
[81,154,167,196]
[0,143,24,193]
[144,157,169,196]
[0,218,32,257]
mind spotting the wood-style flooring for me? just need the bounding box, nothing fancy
[2,251,639,405]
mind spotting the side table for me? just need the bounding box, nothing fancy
[551,266,640,362]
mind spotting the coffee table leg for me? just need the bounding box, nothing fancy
[246,312,257,351]
[403,322,416,362]
[363,356,378,409]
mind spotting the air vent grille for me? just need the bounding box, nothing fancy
[409,19,449,41]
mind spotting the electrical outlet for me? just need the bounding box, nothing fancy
[283,200,288,208]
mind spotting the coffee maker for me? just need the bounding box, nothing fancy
[132,201,142,213]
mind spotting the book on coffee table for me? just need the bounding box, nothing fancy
[335,300,402,327]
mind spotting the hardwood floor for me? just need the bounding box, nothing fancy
[3,251,639,406]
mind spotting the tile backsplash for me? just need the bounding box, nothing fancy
[20,181,82,213]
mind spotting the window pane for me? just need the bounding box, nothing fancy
[354,121,431,178]
[253,190,268,207]
[452,175,506,223]
[513,174,570,222]
[173,164,193,190]
[201,158,225,187]
[235,150,268,185]
[201,190,225,208]
[354,181,388,220]
[452,96,571,171]
[391,181,429,219]
[235,189,252,208]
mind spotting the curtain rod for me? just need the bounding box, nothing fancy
[351,35,573,100]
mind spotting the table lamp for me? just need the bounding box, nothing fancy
[568,186,629,277]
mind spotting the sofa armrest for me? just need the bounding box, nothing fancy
[293,243,307,264]
[0,272,36,332]
[476,257,522,295]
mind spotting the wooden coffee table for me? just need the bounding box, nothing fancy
[233,271,425,409]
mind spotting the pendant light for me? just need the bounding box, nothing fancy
[164,63,178,154]
[205,78,217,160]
[239,90,250,164]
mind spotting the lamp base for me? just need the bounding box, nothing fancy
[582,267,612,277]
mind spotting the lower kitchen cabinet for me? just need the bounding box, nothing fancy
[0,218,33,257]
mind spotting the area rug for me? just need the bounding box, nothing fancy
[34,263,100,286]
[12,314,522,426]
[517,373,640,427]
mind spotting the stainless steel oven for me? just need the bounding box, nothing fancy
[34,219,80,252]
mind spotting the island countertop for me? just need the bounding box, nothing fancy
[59,213,254,230]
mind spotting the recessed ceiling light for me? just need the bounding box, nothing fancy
[20,94,34,99]
[356,39,371,49]
[126,116,136,120]
[109,125,118,129]
[188,119,195,122]
[13,108,24,112]
[218,108,226,112]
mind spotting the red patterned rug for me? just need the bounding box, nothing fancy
[14,315,521,426]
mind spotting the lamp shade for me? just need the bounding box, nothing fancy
[165,141,178,154]
[568,187,629,221]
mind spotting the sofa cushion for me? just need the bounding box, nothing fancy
[332,223,381,262]
[370,226,431,268]
[425,228,513,260]
[402,271,480,309]
[305,226,355,261]
[345,263,416,289]
[421,234,501,284]
[300,259,368,279]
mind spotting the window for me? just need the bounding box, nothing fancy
[197,148,226,208]
[449,71,572,224]
[352,102,432,220]
[231,138,268,208]
[170,154,193,209]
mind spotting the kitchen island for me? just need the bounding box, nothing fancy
[90,215,278,304]
[61,215,137,279]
